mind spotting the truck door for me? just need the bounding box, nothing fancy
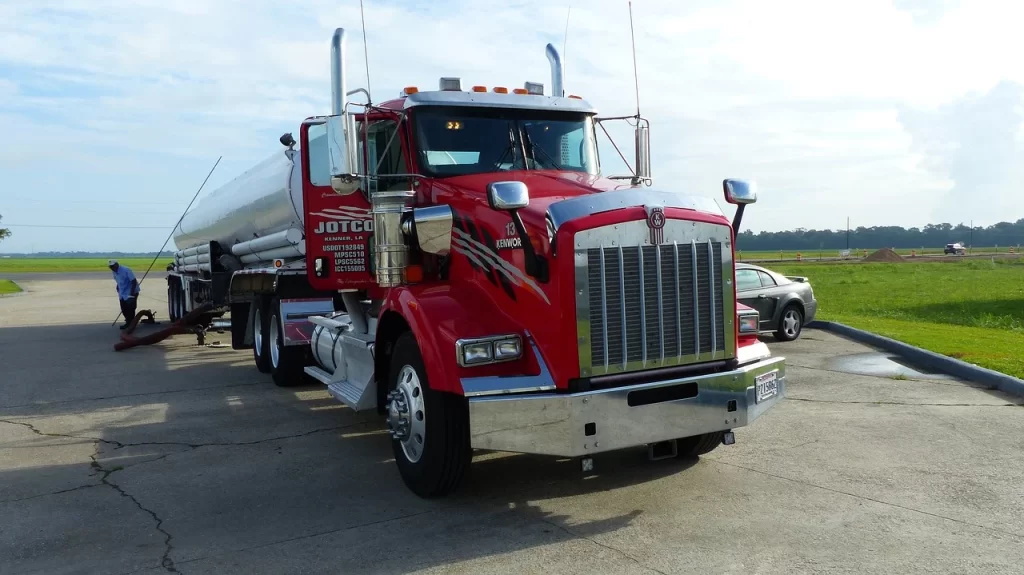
[301,120,376,291]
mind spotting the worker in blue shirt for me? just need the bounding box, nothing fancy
[109,259,140,329]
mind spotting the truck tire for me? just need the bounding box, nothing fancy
[167,283,179,322]
[268,297,306,387]
[387,332,470,497]
[677,431,725,458]
[252,297,271,373]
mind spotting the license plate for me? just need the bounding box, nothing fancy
[754,371,779,403]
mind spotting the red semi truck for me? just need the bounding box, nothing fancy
[167,27,786,497]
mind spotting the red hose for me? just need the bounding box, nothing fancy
[114,303,216,352]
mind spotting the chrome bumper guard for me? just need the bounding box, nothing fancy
[467,356,785,457]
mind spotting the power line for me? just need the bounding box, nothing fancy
[6,224,172,229]
[7,196,188,206]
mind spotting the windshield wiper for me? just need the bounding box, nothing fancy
[493,121,520,170]
[522,128,562,170]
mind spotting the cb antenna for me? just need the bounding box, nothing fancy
[562,6,571,88]
[359,0,372,103]
[628,1,640,118]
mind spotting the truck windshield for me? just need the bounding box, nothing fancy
[412,106,599,177]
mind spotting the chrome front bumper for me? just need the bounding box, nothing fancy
[467,356,785,457]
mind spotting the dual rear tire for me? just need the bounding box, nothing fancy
[167,279,187,322]
[252,297,306,386]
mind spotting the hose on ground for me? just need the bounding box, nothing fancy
[114,303,216,352]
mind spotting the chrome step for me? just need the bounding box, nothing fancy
[303,366,333,385]
[327,379,377,412]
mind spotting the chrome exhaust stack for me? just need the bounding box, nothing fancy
[545,43,564,98]
[327,28,358,194]
[330,29,347,117]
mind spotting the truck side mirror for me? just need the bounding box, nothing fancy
[487,181,530,211]
[724,179,757,205]
[486,181,547,283]
[723,178,757,234]
[327,115,359,195]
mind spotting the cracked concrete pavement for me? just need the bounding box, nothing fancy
[1,275,1023,574]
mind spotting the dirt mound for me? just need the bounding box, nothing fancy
[863,248,906,263]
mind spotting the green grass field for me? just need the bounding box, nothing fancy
[0,258,171,273]
[773,259,1024,379]
[0,279,21,294]
[737,246,1018,262]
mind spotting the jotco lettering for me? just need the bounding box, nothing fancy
[313,220,374,234]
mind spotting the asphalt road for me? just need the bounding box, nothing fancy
[1,276,1022,574]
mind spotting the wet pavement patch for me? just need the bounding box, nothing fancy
[827,352,954,380]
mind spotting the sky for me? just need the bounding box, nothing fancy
[1,0,1022,253]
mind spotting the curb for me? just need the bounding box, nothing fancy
[808,320,1024,398]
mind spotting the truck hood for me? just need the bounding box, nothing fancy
[433,170,729,237]
[433,170,626,229]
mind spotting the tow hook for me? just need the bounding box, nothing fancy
[648,439,678,461]
[723,431,736,445]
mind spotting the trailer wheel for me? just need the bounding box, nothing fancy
[386,332,471,497]
[252,297,271,373]
[269,297,306,387]
[676,431,725,458]
[167,283,179,322]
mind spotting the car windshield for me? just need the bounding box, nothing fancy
[412,106,599,177]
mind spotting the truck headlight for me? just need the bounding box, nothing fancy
[457,335,523,366]
[462,342,493,365]
[738,311,760,334]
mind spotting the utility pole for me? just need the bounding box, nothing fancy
[846,217,850,250]
[969,219,973,255]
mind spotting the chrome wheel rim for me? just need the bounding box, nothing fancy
[782,310,801,337]
[254,312,263,357]
[387,365,426,463]
[270,314,280,368]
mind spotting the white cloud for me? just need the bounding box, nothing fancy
[0,0,1022,252]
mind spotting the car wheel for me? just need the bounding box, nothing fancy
[774,304,803,341]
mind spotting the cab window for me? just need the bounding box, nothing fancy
[307,123,331,187]
[363,119,408,192]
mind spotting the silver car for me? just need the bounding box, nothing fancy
[735,262,818,341]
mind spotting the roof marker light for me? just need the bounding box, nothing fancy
[439,77,462,91]
[402,86,419,96]
[493,86,509,94]
[512,88,528,94]
[568,94,582,99]
[471,85,487,92]
[524,82,544,95]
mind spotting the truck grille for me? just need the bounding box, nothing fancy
[573,222,735,378]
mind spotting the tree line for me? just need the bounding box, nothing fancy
[737,219,1024,252]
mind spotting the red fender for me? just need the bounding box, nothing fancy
[381,284,541,395]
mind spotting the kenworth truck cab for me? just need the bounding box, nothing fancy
[292,28,786,496]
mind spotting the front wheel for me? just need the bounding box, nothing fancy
[386,332,470,497]
[677,431,725,458]
[774,304,803,342]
